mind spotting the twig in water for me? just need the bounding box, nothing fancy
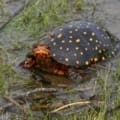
[21,88,57,97]
[51,100,91,113]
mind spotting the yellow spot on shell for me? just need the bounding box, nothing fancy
[80,52,83,55]
[95,40,98,43]
[52,53,56,57]
[75,29,78,31]
[85,61,89,65]
[95,46,98,50]
[53,42,56,46]
[85,48,88,51]
[66,48,69,51]
[89,38,93,42]
[111,51,115,55]
[51,39,54,42]
[65,58,69,62]
[83,32,87,35]
[75,47,79,50]
[92,32,95,36]
[94,57,98,62]
[98,50,102,53]
[76,60,80,64]
[69,40,72,43]
[102,56,105,60]
[61,40,65,43]
[74,53,77,56]
[57,33,62,38]
[76,38,81,43]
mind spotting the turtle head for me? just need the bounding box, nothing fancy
[32,44,50,58]
[21,44,51,69]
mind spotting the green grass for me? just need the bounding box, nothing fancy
[9,0,83,36]
[0,64,15,95]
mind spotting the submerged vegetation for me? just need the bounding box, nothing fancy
[0,0,120,119]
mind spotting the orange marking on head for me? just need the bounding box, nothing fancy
[33,45,50,57]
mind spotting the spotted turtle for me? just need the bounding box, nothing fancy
[21,21,120,77]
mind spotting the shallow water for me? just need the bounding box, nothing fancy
[0,0,120,119]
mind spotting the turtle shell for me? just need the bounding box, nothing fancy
[42,21,118,68]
